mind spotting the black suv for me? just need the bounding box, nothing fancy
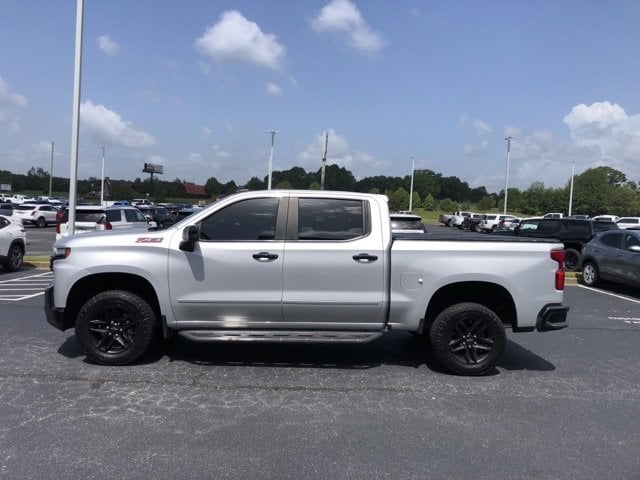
[137,206,176,228]
[515,218,618,271]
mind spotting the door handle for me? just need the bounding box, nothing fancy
[353,253,378,262]
[252,252,279,261]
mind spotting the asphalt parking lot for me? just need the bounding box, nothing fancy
[1,262,639,479]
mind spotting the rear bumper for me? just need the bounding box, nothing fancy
[536,303,569,332]
[44,286,73,331]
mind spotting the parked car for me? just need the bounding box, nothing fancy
[56,205,153,240]
[9,194,36,204]
[479,214,518,232]
[0,203,14,217]
[498,216,521,231]
[514,218,618,271]
[175,206,203,221]
[137,206,177,228]
[461,213,485,231]
[390,213,427,233]
[582,229,640,289]
[0,214,26,272]
[450,211,475,228]
[616,217,640,229]
[543,212,564,219]
[12,203,59,228]
[591,215,620,223]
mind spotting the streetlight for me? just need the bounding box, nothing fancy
[503,136,514,214]
[568,159,575,216]
[408,156,415,212]
[100,146,105,205]
[266,129,280,190]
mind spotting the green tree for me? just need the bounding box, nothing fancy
[477,196,495,211]
[423,193,436,211]
[438,198,457,213]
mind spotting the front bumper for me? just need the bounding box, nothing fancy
[44,286,73,331]
[536,303,569,332]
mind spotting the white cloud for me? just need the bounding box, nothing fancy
[563,101,640,174]
[97,35,120,56]
[195,10,285,70]
[298,128,389,178]
[0,78,27,107]
[0,78,27,132]
[474,119,492,135]
[311,0,384,55]
[265,82,283,96]
[80,101,156,148]
[463,140,488,156]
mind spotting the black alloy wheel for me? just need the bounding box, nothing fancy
[75,290,157,365]
[429,302,506,375]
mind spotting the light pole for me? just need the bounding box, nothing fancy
[266,130,280,190]
[49,141,54,198]
[408,156,415,212]
[568,159,575,216]
[503,136,513,215]
[100,146,105,205]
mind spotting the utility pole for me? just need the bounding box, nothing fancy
[266,129,280,190]
[100,146,105,205]
[320,130,328,190]
[408,156,415,212]
[503,136,513,215]
[568,159,575,216]
[49,141,54,198]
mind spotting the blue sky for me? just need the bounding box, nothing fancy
[1,0,639,194]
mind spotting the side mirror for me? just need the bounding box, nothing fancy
[179,225,199,252]
[629,245,640,253]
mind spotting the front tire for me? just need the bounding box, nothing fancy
[75,290,158,365]
[582,261,599,287]
[429,302,506,376]
[3,244,23,272]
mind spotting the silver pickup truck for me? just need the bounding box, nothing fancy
[45,190,569,375]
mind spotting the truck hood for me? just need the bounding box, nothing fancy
[53,226,174,250]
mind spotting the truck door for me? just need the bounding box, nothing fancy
[281,197,386,329]
[168,197,286,327]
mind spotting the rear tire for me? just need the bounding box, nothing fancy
[582,261,599,287]
[564,248,581,272]
[3,244,23,272]
[75,290,158,365]
[429,302,506,376]
[36,216,46,228]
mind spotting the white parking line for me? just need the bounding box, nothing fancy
[0,271,53,301]
[576,284,640,304]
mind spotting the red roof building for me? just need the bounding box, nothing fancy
[183,183,208,197]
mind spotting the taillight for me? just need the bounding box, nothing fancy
[98,217,112,230]
[550,248,565,290]
[55,210,64,234]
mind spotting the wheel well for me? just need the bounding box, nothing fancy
[10,240,25,253]
[424,281,517,332]
[64,273,161,327]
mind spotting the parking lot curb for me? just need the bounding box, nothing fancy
[24,261,50,269]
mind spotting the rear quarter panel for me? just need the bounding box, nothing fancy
[389,237,564,330]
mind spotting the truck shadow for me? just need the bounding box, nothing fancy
[160,332,555,374]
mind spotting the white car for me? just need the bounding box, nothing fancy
[9,194,36,204]
[616,217,640,229]
[0,214,26,272]
[56,205,154,241]
[12,203,59,228]
[390,213,427,233]
[479,214,518,232]
[592,215,620,222]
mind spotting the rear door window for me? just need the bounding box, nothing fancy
[297,198,367,240]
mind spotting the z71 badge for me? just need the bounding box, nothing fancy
[135,237,163,243]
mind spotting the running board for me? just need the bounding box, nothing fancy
[177,330,384,344]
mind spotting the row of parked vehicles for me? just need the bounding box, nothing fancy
[437,210,640,289]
